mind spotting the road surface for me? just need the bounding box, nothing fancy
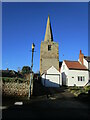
[2,86,90,120]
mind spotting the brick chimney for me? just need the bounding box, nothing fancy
[79,50,84,65]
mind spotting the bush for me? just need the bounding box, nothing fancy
[2,77,25,83]
[2,77,14,83]
[84,86,90,92]
[22,66,31,75]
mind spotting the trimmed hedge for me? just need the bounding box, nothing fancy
[1,77,27,83]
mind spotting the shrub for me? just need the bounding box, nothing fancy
[2,77,25,83]
[84,86,90,92]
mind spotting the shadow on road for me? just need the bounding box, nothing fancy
[33,80,67,97]
[2,80,90,120]
[2,97,89,120]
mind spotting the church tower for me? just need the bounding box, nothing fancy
[40,16,59,74]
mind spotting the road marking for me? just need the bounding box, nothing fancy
[14,102,23,105]
[49,97,56,100]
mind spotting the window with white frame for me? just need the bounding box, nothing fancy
[78,76,85,81]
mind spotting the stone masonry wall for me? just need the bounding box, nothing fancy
[41,58,59,73]
[40,41,59,74]
[40,41,59,58]
[2,82,30,97]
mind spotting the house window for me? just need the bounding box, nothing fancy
[82,76,85,81]
[48,45,51,51]
[78,76,85,81]
[78,77,80,81]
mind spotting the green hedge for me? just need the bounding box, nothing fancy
[84,86,90,92]
[1,77,27,83]
[69,86,90,96]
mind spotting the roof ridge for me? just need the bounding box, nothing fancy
[64,60,78,62]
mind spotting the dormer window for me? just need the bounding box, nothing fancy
[48,45,51,51]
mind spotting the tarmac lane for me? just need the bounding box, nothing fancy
[2,87,90,120]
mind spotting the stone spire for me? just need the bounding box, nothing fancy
[44,15,53,42]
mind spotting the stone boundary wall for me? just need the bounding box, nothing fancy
[2,82,30,97]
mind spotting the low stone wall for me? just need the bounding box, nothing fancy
[2,82,30,97]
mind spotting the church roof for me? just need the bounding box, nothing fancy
[44,15,53,42]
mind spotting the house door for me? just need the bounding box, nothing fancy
[62,72,66,86]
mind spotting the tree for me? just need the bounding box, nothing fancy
[17,67,21,73]
[22,66,31,75]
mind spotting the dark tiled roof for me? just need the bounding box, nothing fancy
[84,56,90,62]
[64,60,88,70]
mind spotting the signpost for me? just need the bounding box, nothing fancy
[28,43,35,99]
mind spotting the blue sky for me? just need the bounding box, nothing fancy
[2,2,88,72]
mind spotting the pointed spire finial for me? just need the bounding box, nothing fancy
[48,14,50,18]
[44,16,53,42]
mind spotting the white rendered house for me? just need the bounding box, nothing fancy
[78,50,90,85]
[83,56,90,80]
[60,60,88,86]
[41,66,62,87]
[78,50,90,81]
